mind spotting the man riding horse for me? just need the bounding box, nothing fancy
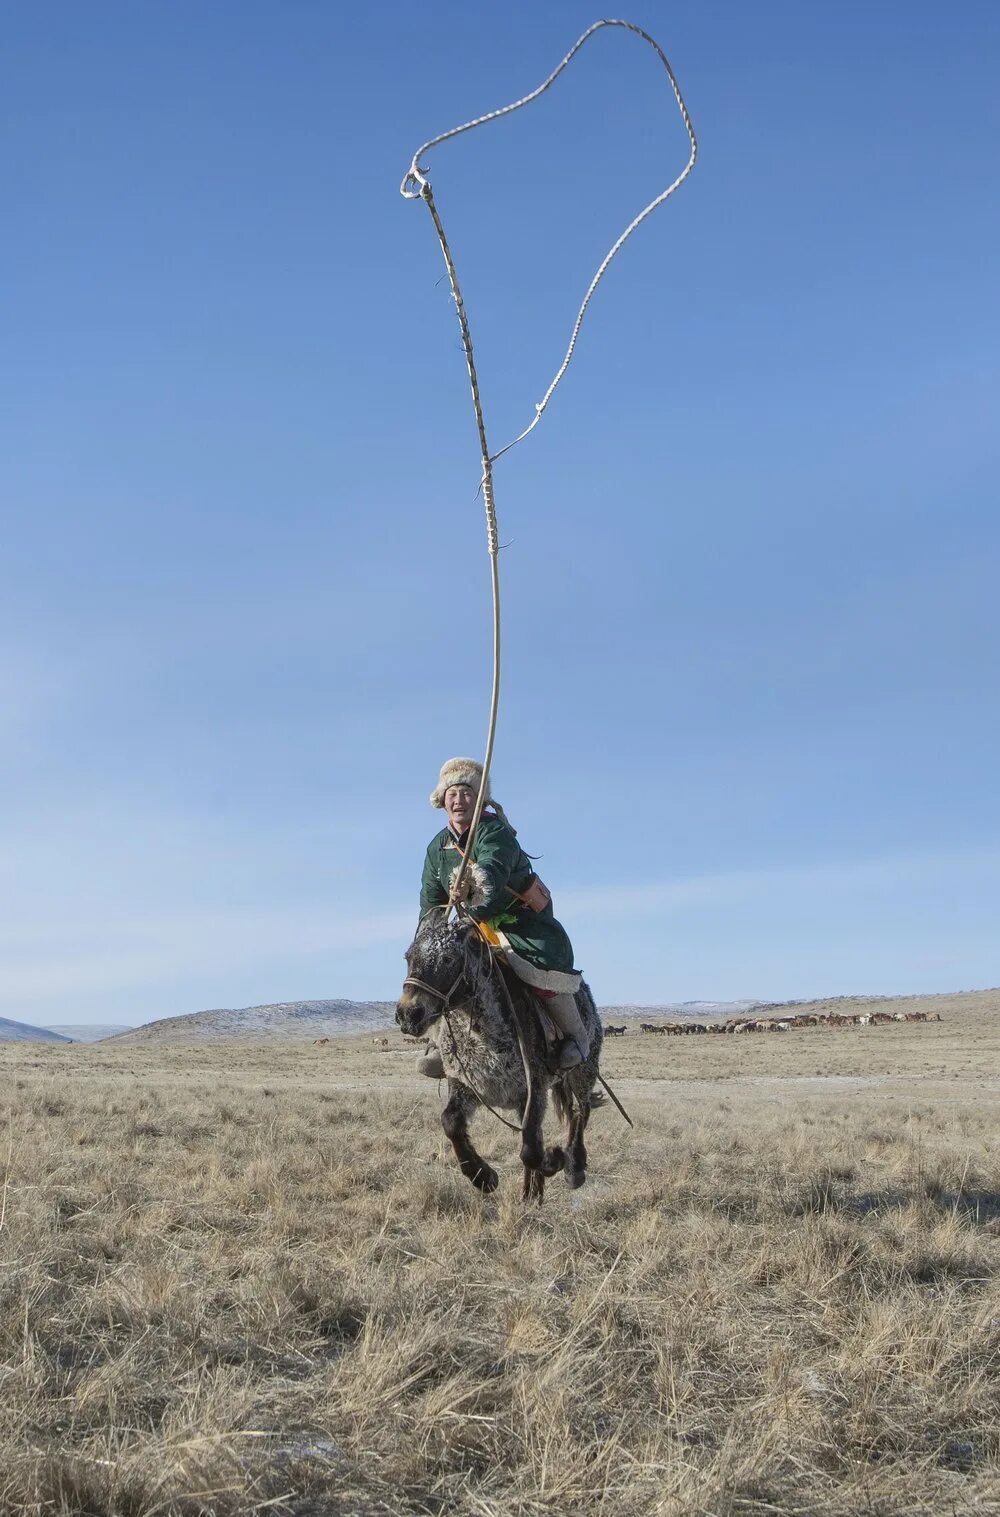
[417,757,591,1077]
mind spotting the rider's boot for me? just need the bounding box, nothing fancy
[416,1037,445,1079]
[540,992,590,1069]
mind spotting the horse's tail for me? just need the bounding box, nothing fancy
[551,1078,573,1125]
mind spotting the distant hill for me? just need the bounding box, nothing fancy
[45,1024,135,1044]
[66,987,996,1047]
[0,1017,73,1044]
[108,999,396,1044]
[107,995,767,1046]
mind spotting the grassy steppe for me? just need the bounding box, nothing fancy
[2,989,999,1515]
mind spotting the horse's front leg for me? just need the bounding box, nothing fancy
[519,1079,564,1206]
[518,1078,548,1173]
[441,1082,498,1193]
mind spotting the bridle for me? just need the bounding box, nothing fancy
[402,911,493,1013]
[401,969,465,1012]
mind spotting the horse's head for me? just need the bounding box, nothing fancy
[396,911,477,1038]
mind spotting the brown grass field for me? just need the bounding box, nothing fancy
[2,988,1000,1515]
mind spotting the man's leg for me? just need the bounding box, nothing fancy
[541,991,590,1069]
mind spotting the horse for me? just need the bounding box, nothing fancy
[396,911,603,1203]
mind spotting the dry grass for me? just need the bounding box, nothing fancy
[2,993,1000,1515]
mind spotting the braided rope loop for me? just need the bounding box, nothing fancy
[403,19,697,903]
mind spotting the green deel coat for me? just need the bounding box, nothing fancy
[419,813,575,973]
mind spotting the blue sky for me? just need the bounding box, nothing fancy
[3,2,998,1024]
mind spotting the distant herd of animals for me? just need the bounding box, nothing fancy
[313,1035,390,1047]
[607,1009,942,1036]
[311,1010,941,1051]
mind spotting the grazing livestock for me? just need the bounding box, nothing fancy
[631,1003,943,1039]
[372,1036,389,1051]
[604,1024,627,1037]
[698,1005,941,1035]
[313,1037,330,1045]
[397,913,602,1203]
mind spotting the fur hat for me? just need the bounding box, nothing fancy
[430,757,492,810]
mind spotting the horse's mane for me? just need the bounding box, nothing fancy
[414,912,538,1033]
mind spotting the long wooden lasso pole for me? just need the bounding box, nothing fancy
[415,188,501,916]
[401,21,697,910]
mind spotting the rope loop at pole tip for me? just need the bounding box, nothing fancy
[401,18,696,462]
[400,164,429,199]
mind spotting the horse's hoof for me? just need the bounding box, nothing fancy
[472,1163,499,1194]
[522,1166,545,1205]
[520,1141,544,1171]
[542,1145,566,1177]
[565,1167,586,1190]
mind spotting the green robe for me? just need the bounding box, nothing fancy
[419,813,575,973]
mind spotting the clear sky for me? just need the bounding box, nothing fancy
[4,1,999,1025]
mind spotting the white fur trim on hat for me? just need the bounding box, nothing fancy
[430,757,492,810]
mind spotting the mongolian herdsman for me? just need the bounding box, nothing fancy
[417,757,591,1078]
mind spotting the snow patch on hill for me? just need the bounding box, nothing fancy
[108,999,396,1044]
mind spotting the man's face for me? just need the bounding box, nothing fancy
[444,784,477,833]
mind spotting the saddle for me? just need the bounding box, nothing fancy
[480,932,561,1065]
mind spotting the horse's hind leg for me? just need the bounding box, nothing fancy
[441,1083,498,1194]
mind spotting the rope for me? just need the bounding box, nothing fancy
[439,1004,524,1135]
[402,18,698,461]
[484,937,535,1132]
[401,20,697,908]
